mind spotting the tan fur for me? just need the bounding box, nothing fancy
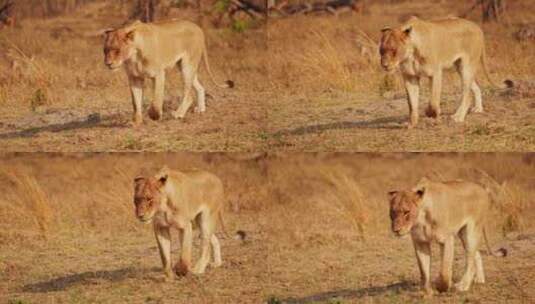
[103,20,233,126]
[380,17,506,128]
[133,166,225,278]
[388,178,505,294]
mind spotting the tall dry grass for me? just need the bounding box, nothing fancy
[0,169,54,237]
[268,0,535,96]
[0,153,269,247]
[265,153,535,246]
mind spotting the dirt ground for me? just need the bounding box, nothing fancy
[267,0,535,151]
[1,153,534,303]
[0,1,267,152]
[1,1,535,152]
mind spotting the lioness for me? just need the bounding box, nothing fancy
[133,167,225,278]
[379,17,509,128]
[104,20,234,126]
[388,178,506,294]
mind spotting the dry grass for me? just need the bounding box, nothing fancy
[266,0,535,151]
[0,153,534,303]
[264,153,535,303]
[0,1,268,151]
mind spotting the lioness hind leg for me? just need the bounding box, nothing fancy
[193,76,206,113]
[172,59,197,119]
[459,227,485,284]
[211,234,222,267]
[192,211,214,274]
[474,251,485,283]
[471,82,483,113]
[455,223,479,291]
[452,61,475,123]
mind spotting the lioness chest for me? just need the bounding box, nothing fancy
[124,53,184,79]
[401,51,464,77]
[153,203,207,229]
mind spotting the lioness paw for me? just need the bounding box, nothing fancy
[472,106,484,113]
[171,110,185,120]
[148,107,162,121]
[425,107,440,118]
[174,261,190,277]
[210,261,222,268]
[435,278,451,293]
[454,282,470,292]
[164,271,175,282]
[451,113,465,123]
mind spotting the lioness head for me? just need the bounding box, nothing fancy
[133,174,168,223]
[388,188,424,237]
[103,28,137,70]
[379,26,412,72]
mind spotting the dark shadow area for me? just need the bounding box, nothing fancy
[0,113,125,140]
[21,266,160,293]
[274,116,407,137]
[279,281,416,303]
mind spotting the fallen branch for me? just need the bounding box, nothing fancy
[0,0,15,28]
[273,0,363,17]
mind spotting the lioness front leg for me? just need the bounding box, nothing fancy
[154,225,173,279]
[426,70,442,118]
[436,236,454,293]
[148,71,165,121]
[413,240,432,295]
[175,223,193,276]
[403,75,420,128]
[128,76,144,126]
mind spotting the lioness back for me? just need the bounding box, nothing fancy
[137,20,204,54]
[168,169,224,209]
[421,180,490,222]
[407,17,485,56]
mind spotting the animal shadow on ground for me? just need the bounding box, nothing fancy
[274,115,407,137]
[0,113,125,140]
[21,266,160,293]
[279,281,417,303]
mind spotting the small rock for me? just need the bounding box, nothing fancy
[87,113,101,123]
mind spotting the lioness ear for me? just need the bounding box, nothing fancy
[125,30,136,42]
[158,174,168,187]
[102,28,114,36]
[415,188,425,198]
